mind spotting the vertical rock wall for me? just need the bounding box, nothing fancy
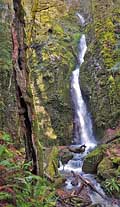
[80,0,120,141]
[22,0,83,145]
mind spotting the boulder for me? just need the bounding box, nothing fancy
[82,145,106,174]
[59,147,73,165]
[97,157,116,179]
[54,176,66,188]
[68,144,86,153]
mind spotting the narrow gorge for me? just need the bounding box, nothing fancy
[0,0,120,206]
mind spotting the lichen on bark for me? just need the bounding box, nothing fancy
[12,0,43,176]
[0,0,19,140]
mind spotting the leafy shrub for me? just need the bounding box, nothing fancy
[0,132,57,207]
[2,132,11,143]
[103,178,120,196]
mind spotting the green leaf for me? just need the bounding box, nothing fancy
[2,133,11,142]
[0,160,15,167]
[0,191,12,200]
[0,145,6,157]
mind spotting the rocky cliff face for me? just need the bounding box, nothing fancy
[80,0,120,141]
[0,0,82,145]
[1,0,120,145]
[22,0,83,145]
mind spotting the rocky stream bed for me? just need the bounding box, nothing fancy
[55,141,120,207]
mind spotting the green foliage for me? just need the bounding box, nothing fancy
[2,132,11,143]
[46,146,59,178]
[0,133,57,207]
[0,191,12,201]
[103,178,120,196]
[14,174,56,207]
[0,145,13,158]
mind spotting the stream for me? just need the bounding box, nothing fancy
[58,14,119,207]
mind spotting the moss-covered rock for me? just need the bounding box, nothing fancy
[80,0,120,140]
[45,146,59,178]
[97,157,116,179]
[21,0,83,145]
[82,145,106,173]
[54,176,66,188]
[84,141,120,198]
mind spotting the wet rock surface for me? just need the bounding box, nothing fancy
[83,139,120,199]
[58,146,74,166]
[68,145,86,153]
[80,0,120,140]
[82,145,105,174]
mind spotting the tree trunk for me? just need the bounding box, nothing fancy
[12,0,43,176]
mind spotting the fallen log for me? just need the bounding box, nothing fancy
[57,194,89,207]
[71,171,105,199]
[105,136,120,144]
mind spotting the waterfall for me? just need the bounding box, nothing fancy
[58,14,120,207]
[76,12,85,26]
[70,14,96,148]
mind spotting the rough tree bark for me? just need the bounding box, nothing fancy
[12,0,43,176]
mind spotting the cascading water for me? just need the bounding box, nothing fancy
[70,15,96,149]
[59,13,96,174]
[58,14,119,207]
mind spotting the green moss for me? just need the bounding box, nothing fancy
[85,145,106,159]
[32,118,43,176]
[82,145,106,174]
[97,157,115,179]
[80,1,120,137]
[46,146,59,178]
[54,24,64,34]
[72,32,81,46]
[23,0,82,145]
[94,16,116,69]
[112,157,120,165]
